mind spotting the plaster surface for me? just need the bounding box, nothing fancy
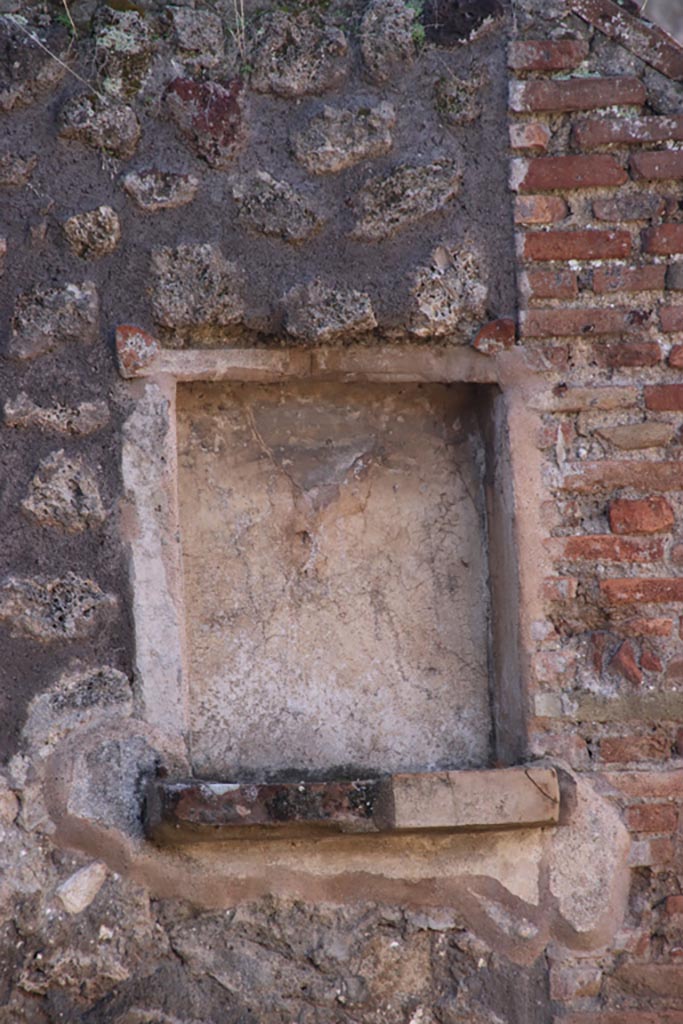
[177,381,492,778]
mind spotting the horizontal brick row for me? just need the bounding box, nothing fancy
[510,76,646,113]
[508,39,589,73]
[574,114,683,148]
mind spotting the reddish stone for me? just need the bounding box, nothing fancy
[666,895,683,916]
[593,341,661,368]
[472,318,515,355]
[641,645,663,673]
[670,346,683,368]
[165,77,246,168]
[509,122,551,152]
[600,734,671,764]
[609,496,675,535]
[601,578,683,605]
[643,225,683,256]
[115,324,160,378]
[591,630,613,672]
[511,76,645,113]
[621,617,673,638]
[610,640,642,686]
[563,535,663,562]
[523,229,631,261]
[523,307,637,337]
[526,268,578,299]
[515,195,568,224]
[626,804,678,833]
[518,155,627,192]
[593,193,666,222]
[593,264,666,294]
[632,151,683,182]
[662,307,683,333]
[563,462,683,493]
[574,115,683,148]
[508,39,589,72]
[645,385,683,411]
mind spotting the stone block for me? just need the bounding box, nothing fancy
[9,281,99,360]
[283,280,376,343]
[63,206,121,259]
[0,573,116,641]
[352,162,461,241]
[292,102,395,175]
[232,171,322,243]
[59,95,140,160]
[122,170,199,212]
[250,11,348,96]
[22,449,105,532]
[165,77,246,167]
[151,244,244,328]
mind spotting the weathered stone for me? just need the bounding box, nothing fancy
[21,450,105,532]
[93,6,153,99]
[250,11,348,97]
[59,95,140,160]
[472,318,516,355]
[167,6,225,68]
[115,324,161,377]
[9,281,99,360]
[2,392,110,435]
[56,862,107,915]
[0,573,116,641]
[411,245,488,338]
[360,0,418,82]
[352,162,461,241]
[435,72,488,125]
[63,206,121,259]
[292,102,396,175]
[0,16,68,111]
[23,664,132,750]
[232,171,322,243]
[165,77,246,168]
[0,152,36,187]
[597,422,677,450]
[151,244,244,328]
[283,280,377,343]
[122,170,199,212]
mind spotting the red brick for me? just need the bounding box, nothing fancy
[662,307,683,333]
[666,895,683,916]
[510,76,646,113]
[524,229,631,261]
[614,963,683,997]
[620,617,673,637]
[508,39,589,72]
[471,318,515,355]
[518,155,627,192]
[632,150,683,182]
[523,307,638,337]
[594,193,666,222]
[515,195,568,225]
[670,345,683,368]
[593,264,666,294]
[610,639,642,685]
[643,225,683,256]
[562,535,664,561]
[609,497,675,535]
[575,115,683,148]
[572,0,683,80]
[592,341,661,368]
[645,385,683,411]
[549,965,602,1001]
[601,769,683,798]
[600,734,672,763]
[509,122,551,152]
[601,579,683,605]
[563,462,683,493]
[526,268,578,299]
[626,803,678,833]
[641,645,663,673]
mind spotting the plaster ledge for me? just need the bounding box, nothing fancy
[145,766,560,844]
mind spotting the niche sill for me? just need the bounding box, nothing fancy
[145,766,560,844]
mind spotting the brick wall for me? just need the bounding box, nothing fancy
[510,2,683,1019]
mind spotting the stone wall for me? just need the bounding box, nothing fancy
[1,0,683,1021]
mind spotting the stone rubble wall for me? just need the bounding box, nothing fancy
[0,0,682,1021]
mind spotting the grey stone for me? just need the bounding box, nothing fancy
[250,11,348,97]
[9,281,99,361]
[352,161,462,241]
[0,152,36,187]
[0,16,68,111]
[232,171,322,243]
[410,245,488,338]
[0,573,116,641]
[63,206,121,259]
[435,72,487,126]
[3,392,110,435]
[22,449,105,532]
[23,664,132,748]
[167,6,225,68]
[122,170,199,211]
[93,6,154,99]
[360,0,418,83]
[667,262,683,291]
[292,102,396,175]
[151,243,244,328]
[56,862,107,914]
[60,95,140,160]
[283,280,377,343]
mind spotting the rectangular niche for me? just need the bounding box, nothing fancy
[176,380,497,781]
